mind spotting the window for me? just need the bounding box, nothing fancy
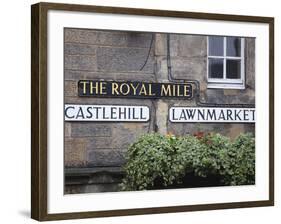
[207,36,245,89]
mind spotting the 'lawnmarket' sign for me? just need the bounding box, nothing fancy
[169,107,255,123]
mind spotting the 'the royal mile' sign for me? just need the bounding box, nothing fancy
[169,107,255,123]
[78,80,193,99]
[65,104,150,122]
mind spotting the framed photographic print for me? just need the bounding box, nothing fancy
[31,2,274,221]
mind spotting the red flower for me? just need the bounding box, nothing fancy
[193,131,204,140]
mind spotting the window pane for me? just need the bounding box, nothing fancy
[209,58,224,78]
[226,60,241,79]
[227,37,241,57]
[209,36,224,56]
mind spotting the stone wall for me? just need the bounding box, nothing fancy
[155,34,255,139]
[64,28,255,193]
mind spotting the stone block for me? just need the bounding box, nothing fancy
[112,123,149,144]
[120,122,150,133]
[205,89,225,104]
[244,123,255,135]
[228,124,246,140]
[200,81,208,92]
[65,55,97,71]
[65,138,87,167]
[86,124,147,150]
[156,100,168,135]
[71,123,112,137]
[245,38,255,90]
[171,57,206,81]
[168,122,233,137]
[155,34,167,56]
[86,137,122,150]
[65,29,127,46]
[64,185,86,194]
[64,70,156,81]
[168,34,180,56]
[126,32,154,48]
[64,43,97,55]
[64,70,85,80]
[226,93,254,105]
[64,96,153,107]
[64,80,77,97]
[88,172,122,184]
[96,46,154,73]
[65,29,153,48]
[155,57,169,81]
[65,183,120,194]
[164,98,196,108]
[87,134,130,150]
[84,183,120,193]
[65,123,71,137]
[178,35,206,57]
[223,89,241,96]
[87,149,126,166]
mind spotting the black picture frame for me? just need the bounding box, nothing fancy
[31,2,274,221]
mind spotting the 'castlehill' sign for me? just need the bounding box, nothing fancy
[78,80,193,99]
[65,104,150,122]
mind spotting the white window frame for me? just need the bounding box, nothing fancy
[207,36,245,89]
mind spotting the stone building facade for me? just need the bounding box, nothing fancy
[64,28,255,194]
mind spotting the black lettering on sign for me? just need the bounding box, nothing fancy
[78,80,193,99]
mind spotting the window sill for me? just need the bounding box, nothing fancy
[207,83,245,90]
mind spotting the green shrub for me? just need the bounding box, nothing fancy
[222,133,255,185]
[170,135,203,184]
[120,134,173,191]
[120,132,255,191]
[191,133,231,178]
